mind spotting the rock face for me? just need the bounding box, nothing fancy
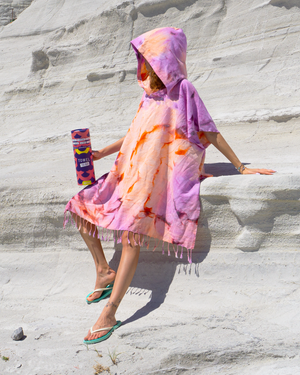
[0,2,299,373]
[1,0,300,123]
[0,0,34,26]
[1,0,299,252]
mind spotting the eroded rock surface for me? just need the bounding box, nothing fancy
[0,0,34,26]
[0,1,299,374]
[0,0,299,274]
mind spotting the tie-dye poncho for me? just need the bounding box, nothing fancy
[65,27,219,259]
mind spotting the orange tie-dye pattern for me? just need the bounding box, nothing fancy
[64,27,219,258]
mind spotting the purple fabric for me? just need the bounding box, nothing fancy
[65,27,219,253]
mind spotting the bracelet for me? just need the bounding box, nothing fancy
[236,163,245,174]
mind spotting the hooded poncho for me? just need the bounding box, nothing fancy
[65,27,219,260]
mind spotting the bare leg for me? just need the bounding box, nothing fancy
[84,231,140,341]
[73,214,116,302]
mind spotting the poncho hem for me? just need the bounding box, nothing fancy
[64,210,193,263]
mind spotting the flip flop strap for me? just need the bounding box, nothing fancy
[93,286,113,293]
[90,326,113,334]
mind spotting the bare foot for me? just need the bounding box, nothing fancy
[87,268,116,302]
[84,313,117,342]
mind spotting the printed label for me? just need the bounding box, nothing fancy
[80,162,90,167]
[82,180,92,185]
[72,138,91,148]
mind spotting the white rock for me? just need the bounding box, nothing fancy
[0,1,300,374]
[0,0,34,26]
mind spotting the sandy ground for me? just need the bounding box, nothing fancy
[1,244,300,375]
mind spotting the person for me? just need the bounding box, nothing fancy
[64,27,275,344]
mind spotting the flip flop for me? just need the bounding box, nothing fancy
[83,321,122,345]
[86,283,114,304]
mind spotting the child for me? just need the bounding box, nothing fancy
[64,27,275,344]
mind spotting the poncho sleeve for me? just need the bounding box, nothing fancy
[180,79,219,148]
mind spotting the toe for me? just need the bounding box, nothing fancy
[87,291,101,301]
[84,330,91,341]
[84,329,109,342]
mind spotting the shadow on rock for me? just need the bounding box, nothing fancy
[204,162,250,176]
[109,208,211,326]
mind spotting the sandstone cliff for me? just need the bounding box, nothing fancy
[0,1,299,374]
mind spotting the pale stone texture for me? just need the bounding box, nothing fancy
[11,327,24,341]
[0,0,34,26]
[0,1,300,374]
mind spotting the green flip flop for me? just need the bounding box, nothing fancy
[86,283,114,304]
[83,321,122,345]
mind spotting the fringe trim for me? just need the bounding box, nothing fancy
[63,210,193,263]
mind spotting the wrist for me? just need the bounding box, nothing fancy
[98,149,105,158]
[92,149,104,160]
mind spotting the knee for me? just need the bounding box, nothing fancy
[72,213,95,234]
[121,231,141,249]
[80,223,91,234]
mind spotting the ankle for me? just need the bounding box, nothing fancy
[104,298,121,314]
[96,266,115,277]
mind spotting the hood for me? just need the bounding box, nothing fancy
[131,27,187,95]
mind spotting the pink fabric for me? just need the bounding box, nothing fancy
[65,27,219,251]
